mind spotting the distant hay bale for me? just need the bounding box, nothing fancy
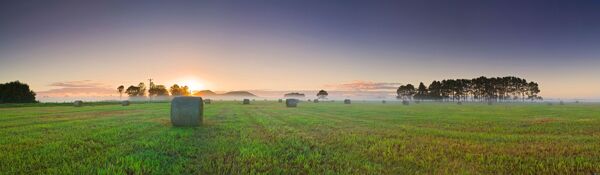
[314,99,319,103]
[286,99,299,107]
[121,100,130,106]
[547,102,553,106]
[204,99,211,104]
[278,99,283,103]
[73,100,83,107]
[344,99,351,104]
[559,101,565,105]
[402,100,409,106]
[457,101,462,105]
[308,99,312,102]
[487,101,493,105]
[382,100,386,104]
[415,101,420,104]
[575,100,580,104]
[243,99,250,104]
[170,96,203,127]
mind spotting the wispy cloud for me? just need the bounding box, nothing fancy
[49,80,105,88]
[38,80,115,97]
[325,81,401,91]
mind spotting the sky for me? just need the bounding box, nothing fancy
[1,0,600,99]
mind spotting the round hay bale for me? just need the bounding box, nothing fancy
[278,99,283,103]
[547,102,553,106]
[308,99,312,102]
[457,101,463,105]
[402,100,410,106]
[73,100,83,107]
[170,96,203,127]
[344,99,351,104]
[286,99,299,107]
[121,100,130,106]
[204,99,211,104]
[559,101,565,105]
[575,100,580,104]
[382,100,386,104]
[314,99,319,103]
[243,99,250,104]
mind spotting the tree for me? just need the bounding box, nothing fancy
[181,86,191,96]
[170,84,182,96]
[316,90,328,99]
[0,81,37,103]
[117,85,124,99]
[137,82,146,96]
[414,82,428,101]
[125,86,140,97]
[149,85,169,96]
[396,84,416,100]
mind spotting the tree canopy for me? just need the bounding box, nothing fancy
[400,76,541,102]
[316,90,328,99]
[0,81,37,103]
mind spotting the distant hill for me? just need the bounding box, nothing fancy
[193,90,217,96]
[284,92,305,98]
[220,91,257,97]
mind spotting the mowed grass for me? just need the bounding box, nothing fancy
[1,101,600,174]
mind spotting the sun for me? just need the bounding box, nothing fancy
[179,79,205,92]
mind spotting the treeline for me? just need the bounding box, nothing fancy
[0,81,37,103]
[397,76,541,102]
[117,82,191,98]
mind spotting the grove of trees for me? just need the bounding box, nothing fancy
[0,81,37,103]
[397,76,541,102]
[121,82,191,97]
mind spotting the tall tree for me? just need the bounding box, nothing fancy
[117,85,124,99]
[137,82,146,96]
[414,82,428,101]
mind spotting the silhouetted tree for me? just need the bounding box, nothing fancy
[170,84,182,96]
[117,85,124,99]
[397,84,416,100]
[125,86,140,97]
[0,81,37,103]
[409,76,541,102]
[149,84,169,97]
[414,82,428,101]
[317,90,328,99]
[137,82,146,96]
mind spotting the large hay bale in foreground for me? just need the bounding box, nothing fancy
[170,96,203,127]
[243,99,250,104]
[286,99,299,107]
[121,100,130,106]
[344,99,351,104]
[73,100,83,107]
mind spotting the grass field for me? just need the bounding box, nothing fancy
[1,101,599,174]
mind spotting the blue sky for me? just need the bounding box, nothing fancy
[1,0,599,98]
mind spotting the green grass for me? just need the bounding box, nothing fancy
[1,101,599,174]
